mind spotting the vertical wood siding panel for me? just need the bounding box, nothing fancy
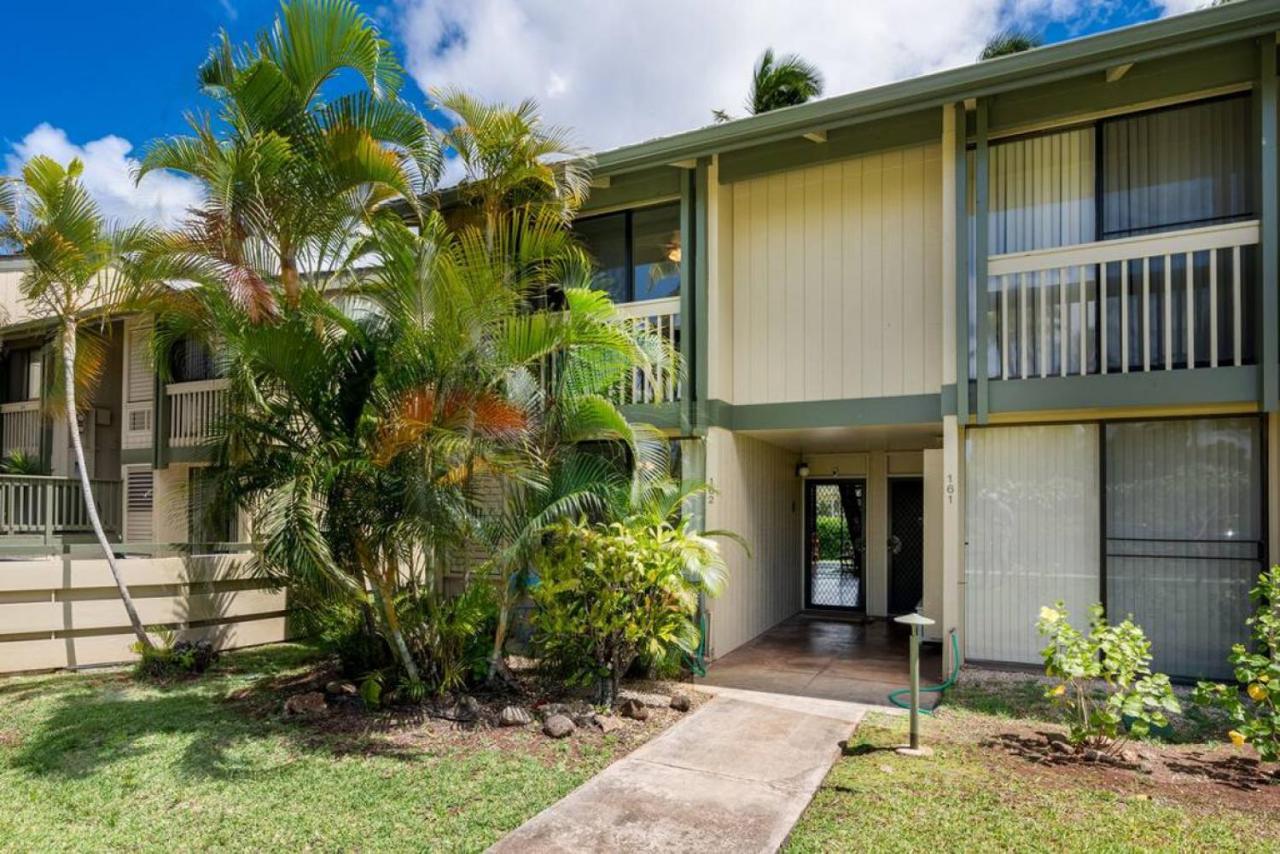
[821,163,844,401]
[803,167,826,400]
[726,144,943,405]
[861,154,885,397]
[923,146,944,390]
[842,158,865,398]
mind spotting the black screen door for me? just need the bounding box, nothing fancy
[888,478,924,615]
[805,479,865,610]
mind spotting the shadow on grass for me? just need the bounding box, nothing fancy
[8,643,425,783]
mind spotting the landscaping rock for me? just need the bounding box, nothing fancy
[618,698,650,721]
[669,692,691,712]
[592,713,622,734]
[441,695,483,722]
[325,680,357,697]
[543,714,576,738]
[499,706,533,727]
[1049,740,1074,755]
[283,691,329,717]
[1082,748,1104,763]
[617,689,669,709]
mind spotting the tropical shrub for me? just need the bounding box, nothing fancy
[1036,602,1181,753]
[1194,566,1280,763]
[531,513,725,706]
[133,629,218,679]
[403,582,498,695]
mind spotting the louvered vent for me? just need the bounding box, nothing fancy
[125,467,154,543]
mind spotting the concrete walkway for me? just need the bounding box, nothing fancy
[489,688,867,853]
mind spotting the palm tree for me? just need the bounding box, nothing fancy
[202,204,667,687]
[0,158,163,650]
[433,89,592,246]
[139,0,440,310]
[979,29,1044,60]
[748,48,824,115]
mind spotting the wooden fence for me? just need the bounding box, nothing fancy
[0,547,287,674]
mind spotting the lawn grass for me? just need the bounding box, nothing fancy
[0,644,622,852]
[786,712,1280,853]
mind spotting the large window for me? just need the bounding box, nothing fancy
[574,202,681,303]
[3,347,42,402]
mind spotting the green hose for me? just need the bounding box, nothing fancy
[686,608,709,677]
[888,629,960,715]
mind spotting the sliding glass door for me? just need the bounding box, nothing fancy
[1104,417,1262,679]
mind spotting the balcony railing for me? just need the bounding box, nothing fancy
[0,475,122,541]
[167,378,229,448]
[986,220,1259,380]
[0,400,41,459]
[610,296,681,405]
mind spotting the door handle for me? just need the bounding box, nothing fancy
[888,535,902,555]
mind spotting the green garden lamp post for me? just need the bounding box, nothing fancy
[893,610,935,756]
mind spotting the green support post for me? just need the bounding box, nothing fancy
[1260,38,1278,412]
[974,99,990,425]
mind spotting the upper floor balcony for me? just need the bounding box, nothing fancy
[969,91,1265,413]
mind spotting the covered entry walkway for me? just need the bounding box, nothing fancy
[698,614,942,707]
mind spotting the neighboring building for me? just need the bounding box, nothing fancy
[2,1,1278,680]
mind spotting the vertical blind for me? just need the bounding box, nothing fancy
[965,424,1101,664]
[1105,417,1260,679]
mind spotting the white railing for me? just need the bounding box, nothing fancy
[986,220,1259,380]
[0,400,41,459]
[167,379,229,447]
[611,296,682,405]
[122,401,153,450]
[0,475,122,540]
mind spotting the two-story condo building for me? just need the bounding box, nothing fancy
[2,0,1278,684]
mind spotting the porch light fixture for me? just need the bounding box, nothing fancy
[796,461,810,478]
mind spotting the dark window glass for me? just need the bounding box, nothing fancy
[1102,96,1254,238]
[574,212,628,302]
[169,339,218,383]
[631,205,682,301]
[189,467,235,544]
[3,348,39,402]
[574,202,682,302]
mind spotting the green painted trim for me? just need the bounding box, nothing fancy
[953,102,970,427]
[1260,38,1278,411]
[120,448,152,466]
[580,166,682,213]
[941,383,958,416]
[620,403,684,430]
[717,109,940,184]
[593,4,1280,177]
[693,159,710,422]
[153,373,167,469]
[705,394,942,431]
[678,168,696,436]
[987,366,1260,413]
[986,42,1255,134]
[974,99,990,425]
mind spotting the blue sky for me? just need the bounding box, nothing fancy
[1,0,1196,225]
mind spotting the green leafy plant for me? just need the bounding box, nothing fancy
[1194,566,1280,763]
[404,581,497,695]
[133,628,218,679]
[0,450,45,475]
[1036,602,1180,754]
[531,512,726,707]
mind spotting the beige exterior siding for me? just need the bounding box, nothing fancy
[704,428,801,657]
[725,143,944,405]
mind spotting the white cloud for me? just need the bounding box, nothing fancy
[394,0,1145,155]
[5,124,203,228]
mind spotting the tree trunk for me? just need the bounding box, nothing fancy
[486,581,515,686]
[369,570,420,684]
[281,254,300,308]
[62,321,152,650]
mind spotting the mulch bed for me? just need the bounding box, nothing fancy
[224,655,705,765]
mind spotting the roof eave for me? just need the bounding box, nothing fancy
[593,1,1280,176]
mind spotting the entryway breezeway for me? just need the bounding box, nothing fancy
[697,614,942,708]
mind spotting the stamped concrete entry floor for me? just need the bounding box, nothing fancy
[698,613,943,708]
